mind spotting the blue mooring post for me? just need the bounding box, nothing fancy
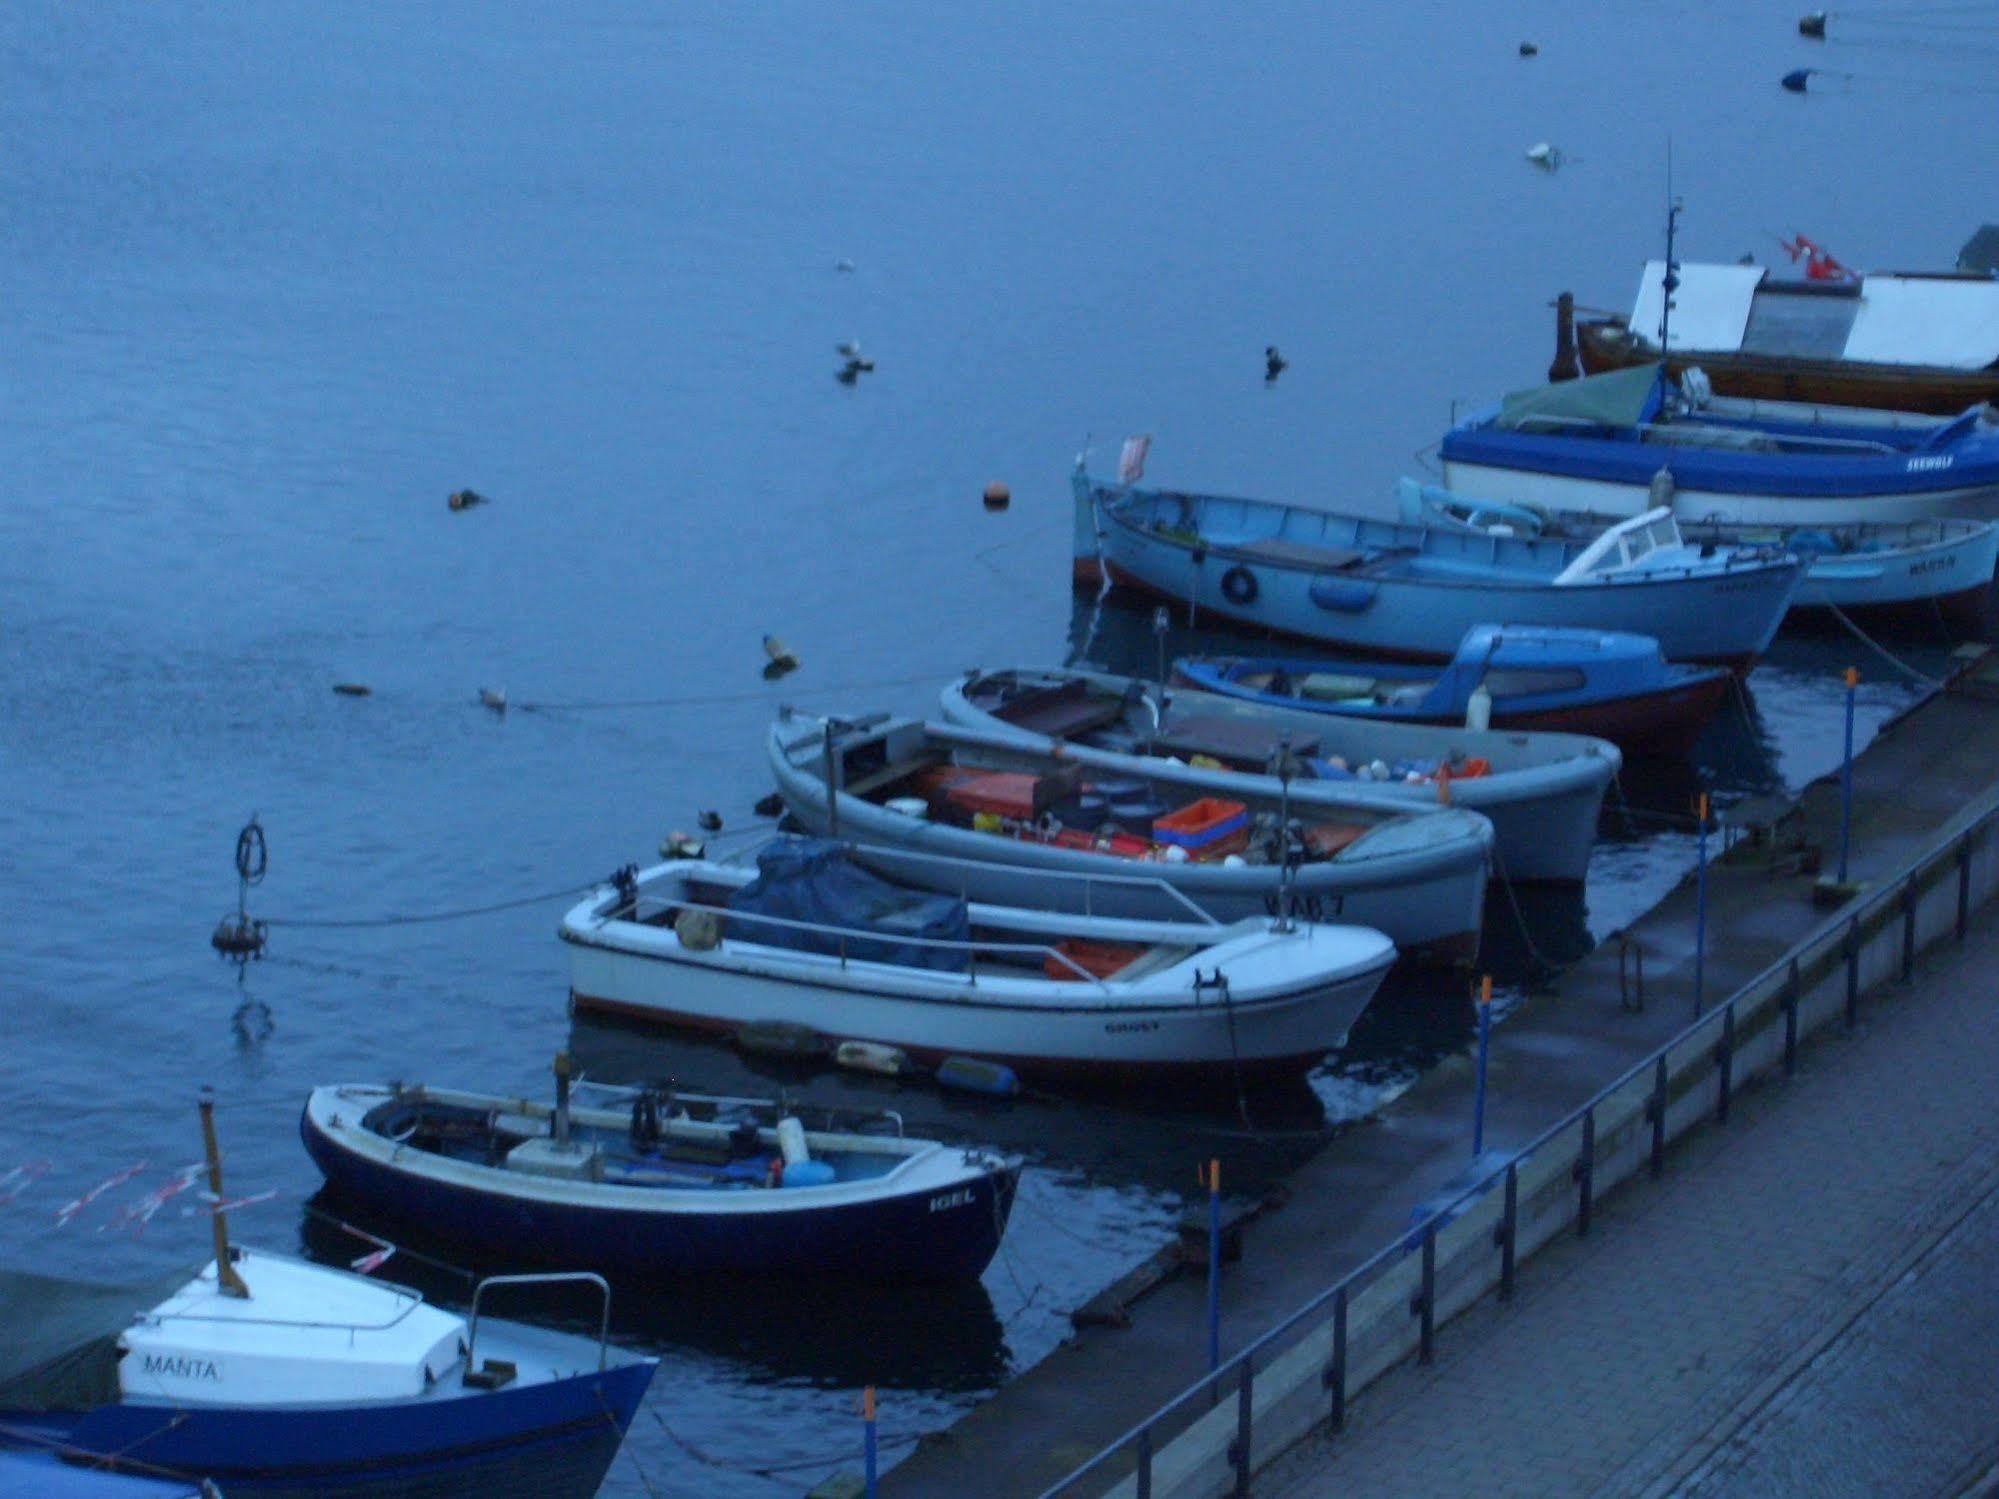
[863,1386,878,1499]
[1472,975,1492,1157]
[1694,793,1709,1015]
[1205,1159,1221,1374]
[1839,667,1858,884]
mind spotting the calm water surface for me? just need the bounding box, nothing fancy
[2,2,1980,1491]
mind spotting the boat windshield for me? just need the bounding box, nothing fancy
[1552,508,1685,583]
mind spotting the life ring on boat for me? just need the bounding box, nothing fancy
[1220,566,1259,606]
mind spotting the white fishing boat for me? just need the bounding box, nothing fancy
[763,711,1493,964]
[562,838,1398,1083]
[939,667,1618,884]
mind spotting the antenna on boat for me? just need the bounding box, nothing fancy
[1658,142,1682,360]
[1271,736,1300,932]
[198,1087,251,1299]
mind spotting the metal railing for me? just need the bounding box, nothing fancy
[467,1271,612,1373]
[1039,786,1999,1499]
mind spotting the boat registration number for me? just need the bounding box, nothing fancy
[929,1190,974,1212]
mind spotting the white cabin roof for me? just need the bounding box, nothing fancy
[119,1248,465,1406]
[1631,261,1765,353]
[1630,260,1999,369]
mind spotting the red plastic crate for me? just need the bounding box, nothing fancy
[1154,797,1249,850]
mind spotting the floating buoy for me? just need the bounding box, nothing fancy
[936,1055,1021,1098]
[735,1019,827,1060]
[762,634,799,674]
[1519,40,1539,56]
[447,488,488,512]
[834,1039,916,1077]
[983,481,1011,512]
[477,686,507,714]
[1782,68,1813,92]
[1798,10,1826,38]
[332,683,371,697]
[210,914,267,960]
[1264,345,1287,382]
[1525,142,1564,171]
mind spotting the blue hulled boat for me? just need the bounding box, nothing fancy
[0,1249,655,1499]
[1173,625,1731,758]
[1439,363,1999,527]
[302,1079,1020,1282]
[1074,466,1802,667]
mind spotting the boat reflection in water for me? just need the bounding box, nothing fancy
[297,1192,1012,1397]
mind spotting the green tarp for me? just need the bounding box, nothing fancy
[1495,362,1663,432]
[0,1266,193,1412]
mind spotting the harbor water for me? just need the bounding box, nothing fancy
[1,2,1983,1492]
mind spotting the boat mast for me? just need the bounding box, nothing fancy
[1658,144,1681,359]
[198,1088,251,1299]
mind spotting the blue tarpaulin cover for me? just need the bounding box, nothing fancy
[726,839,970,972]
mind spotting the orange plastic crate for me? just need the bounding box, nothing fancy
[1153,797,1249,849]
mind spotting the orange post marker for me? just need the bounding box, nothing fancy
[861,1386,875,1420]
[1845,666,1859,690]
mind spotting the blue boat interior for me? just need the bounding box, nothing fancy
[357,1094,905,1193]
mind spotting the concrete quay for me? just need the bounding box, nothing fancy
[882,654,1999,1499]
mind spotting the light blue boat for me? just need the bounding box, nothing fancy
[1073,467,1803,668]
[1401,488,1999,625]
[1439,362,1999,527]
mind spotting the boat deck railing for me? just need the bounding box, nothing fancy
[468,1272,610,1373]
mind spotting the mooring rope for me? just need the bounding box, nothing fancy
[263,884,591,929]
[1822,601,1944,686]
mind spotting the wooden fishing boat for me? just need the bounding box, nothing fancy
[1575,258,1999,415]
[939,667,1618,883]
[560,838,1397,1082]
[1173,625,1732,759]
[1439,363,1999,527]
[765,711,1493,964]
[302,1073,1020,1279]
[1074,464,1801,668]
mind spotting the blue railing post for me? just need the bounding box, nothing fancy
[1839,667,1857,883]
[1206,1159,1222,1375]
[1694,793,1710,1015]
[1472,975,1492,1156]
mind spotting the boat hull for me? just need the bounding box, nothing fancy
[564,927,1393,1082]
[938,671,1616,883]
[1175,661,1730,760]
[301,1107,1016,1282]
[767,721,1490,962]
[1578,318,1999,417]
[2,1359,654,1499]
[1439,454,1999,529]
[1090,518,1795,668]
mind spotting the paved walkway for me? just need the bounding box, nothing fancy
[1260,900,1999,1499]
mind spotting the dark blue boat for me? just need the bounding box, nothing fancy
[1174,624,1731,758]
[302,1080,1020,1282]
[0,1250,656,1499]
